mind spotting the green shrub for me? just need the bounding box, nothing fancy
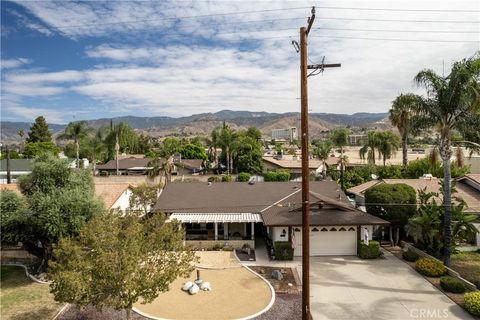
[274,241,293,260]
[439,276,465,293]
[402,248,420,262]
[358,241,381,259]
[207,176,221,182]
[264,170,291,182]
[100,171,109,176]
[221,175,232,182]
[212,243,223,251]
[465,292,480,317]
[237,172,251,182]
[415,258,447,277]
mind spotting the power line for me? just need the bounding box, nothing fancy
[310,35,480,43]
[312,5,480,13]
[314,27,480,34]
[314,17,480,24]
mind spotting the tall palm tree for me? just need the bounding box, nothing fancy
[389,93,422,167]
[89,128,107,174]
[330,128,350,190]
[376,131,400,166]
[414,54,480,266]
[314,140,332,176]
[359,131,379,165]
[57,121,92,168]
[217,122,234,174]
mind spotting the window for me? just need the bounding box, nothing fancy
[339,227,347,231]
[320,228,328,232]
[294,228,301,232]
[312,228,319,232]
[348,227,356,231]
[329,227,337,231]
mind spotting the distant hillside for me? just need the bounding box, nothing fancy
[1,110,390,144]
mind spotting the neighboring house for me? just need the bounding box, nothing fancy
[96,157,161,176]
[347,174,480,247]
[262,155,339,179]
[94,183,134,212]
[0,159,32,184]
[172,159,206,177]
[271,127,298,142]
[153,180,388,255]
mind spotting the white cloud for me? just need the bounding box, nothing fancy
[5,105,64,123]
[1,58,32,69]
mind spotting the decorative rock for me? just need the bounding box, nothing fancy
[189,283,200,295]
[271,269,283,280]
[182,281,193,291]
[194,279,203,286]
[200,282,211,290]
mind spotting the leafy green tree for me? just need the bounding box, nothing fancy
[237,172,252,182]
[26,116,52,143]
[414,54,480,266]
[390,93,423,167]
[359,131,379,165]
[17,156,104,268]
[376,131,400,166]
[330,128,350,190]
[23,141,60,158]
[158,137,181,158]
[314,140,332,176]
[49,212,196,320]
[365,183,417,245]
[57,121,93,168]
[179,143,208,160]
[232,129,263,174]
[129,183,161,216]
[217,122,235,174]
[0,190,28,245]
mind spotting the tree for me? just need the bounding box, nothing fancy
[314,140,332,176]
[17,156,104,269]
[57,121,93,168]
[330,128,350,190]
[26,116,52,143]
[389,93,423,167]
[359,131,379,165]
[217,122,235,174]
[23,141,60,158]
[231,129,263,174]
[49,212,196,320]
[158,137,181,159]
[179,143,208,160]
[129,183,161,216]
[376,131,400,166]
[0,190,28,245]
[88,128,108,174]
[365,183,417,245]
[414,54,480,266]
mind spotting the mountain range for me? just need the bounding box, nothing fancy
[1,110,390,144]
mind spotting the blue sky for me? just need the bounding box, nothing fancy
[1,1,479,124]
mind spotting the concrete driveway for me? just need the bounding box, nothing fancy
[305,251,474,320]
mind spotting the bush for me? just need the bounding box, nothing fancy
[221,175,232,182]
[465,292,480,317]
[358,241,381,259]
[264,170,291,182]
[274,241,293,260]
[207,176,221,182]
[237,172,251,182]
[439,276,466,293]
[402,248,420,262]
[415,258,447,277]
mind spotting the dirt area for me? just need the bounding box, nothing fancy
[134,267,272,319]
[235,249,256,262]
[253,294,301,320]
[58,305,146,320]
[250,266,300,294]
[195,251,241,268]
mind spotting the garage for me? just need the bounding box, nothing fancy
[292,226,358,256]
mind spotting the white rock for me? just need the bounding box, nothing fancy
[189,283,200,295]
[182,281,193,291]
[200,282,211,290]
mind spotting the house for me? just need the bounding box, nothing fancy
[347,174,480,247]
[96,157,161,176]
[172,159,206,177]
[0,159,32,183]
[153,180,388,255]
[262,155,339,180]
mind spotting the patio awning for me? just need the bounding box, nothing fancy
[168,212,263,223]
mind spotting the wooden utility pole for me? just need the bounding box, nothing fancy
[6,145,11,184]
[299,6,341,320]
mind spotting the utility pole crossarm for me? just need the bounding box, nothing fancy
[307,63,342,69]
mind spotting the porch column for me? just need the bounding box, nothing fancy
[214,222,218,241]
[251,222,255,240]
[224,223,228,239]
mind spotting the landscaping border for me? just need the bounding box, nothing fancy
[1,262,50,284]
[400,241,477,291]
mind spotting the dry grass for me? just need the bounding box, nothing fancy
[0,265,62,320]
[451,251,480,285]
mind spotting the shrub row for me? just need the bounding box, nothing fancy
[402,248,420,262]
[358,241,381,259]
[439,276,466,293]
[237,172,251,182]
[415,258,447,277]
[264,170,290,182]
[465,292,480,317]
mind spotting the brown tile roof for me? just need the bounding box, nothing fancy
[180,159,204,170]
[97,157,160,170]
[262,156,323,169]
[347,180,382,196]
[94,183,131,209]
[0,184,22,196]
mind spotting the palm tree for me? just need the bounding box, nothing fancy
[217,122,234,174]
[314,140,332,177]
[389,93,422,166]
[330,128,350,190]
[376,131,400,166]
[359,131,379,165]
[89,128,107,174]
[414,54,480,266]
[57,121,92,168]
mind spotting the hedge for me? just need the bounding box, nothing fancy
[402,248,420,262]
[264,171,290,182]
[221,175,232,182]
[465,292,480,317]
[439,276,465,293]
[415,258,447,277]
[207,176,221,182]
[237,172,251,182]
[274,241,294,260]
[358,241,381,259]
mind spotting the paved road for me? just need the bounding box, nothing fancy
[303,251,473,320]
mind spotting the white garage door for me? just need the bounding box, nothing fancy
[293,226,357,256]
